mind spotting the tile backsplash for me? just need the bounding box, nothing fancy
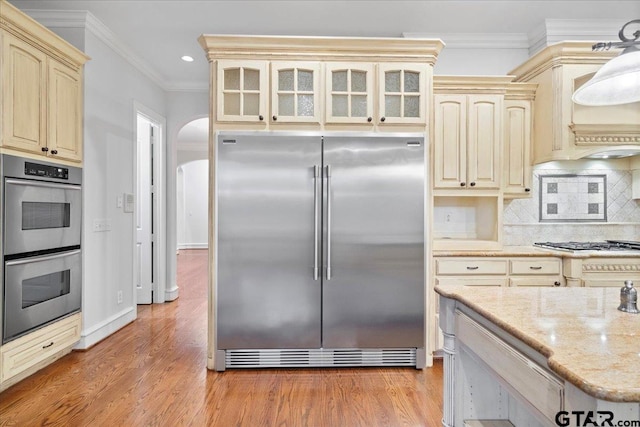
[503,161,640,245]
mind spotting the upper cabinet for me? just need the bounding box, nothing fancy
[378,64,428,125]
[200,35,444,130]
[503,83,536,198]
[510,42,640,163]
[271,62,321,123]
[0,2,88,165]
[325,63,374,124]
[433,77,512,190]
[217,60,268,123]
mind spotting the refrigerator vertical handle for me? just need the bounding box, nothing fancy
[326,165,332,281]
[313,165,319,280]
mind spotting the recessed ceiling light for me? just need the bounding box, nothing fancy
[181,55,194,62]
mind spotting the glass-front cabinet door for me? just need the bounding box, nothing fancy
[216,60,268,122]
[271,62,321,123]
[325,63,374,124]
[378,63,428,125]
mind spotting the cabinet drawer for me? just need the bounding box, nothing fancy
[1,313,80,382]
[510,259,561,275]
[437,277,507,287]
[456,312,564,423]
[509,277,563,287]
[436,259,507,275]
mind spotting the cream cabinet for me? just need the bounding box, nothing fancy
[1,3,88,165]
[325,63,375,124]
[510,42,640,163]
[503,83,536,197]
[563,256,640,288]
[433,93,502,189]
[432,255,564,353]
[271,62,322,123]
[0,313,81,391]
[216,60,269,123]
[377,63,428,125]
[201,35,443,132]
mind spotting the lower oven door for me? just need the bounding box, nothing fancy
[3,249,81,343]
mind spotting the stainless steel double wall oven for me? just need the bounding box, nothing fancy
[1,154,82,344]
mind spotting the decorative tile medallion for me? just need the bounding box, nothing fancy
[539,174,607,222]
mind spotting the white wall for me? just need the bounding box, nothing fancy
[79,29,166,348]
[177,160,209,249]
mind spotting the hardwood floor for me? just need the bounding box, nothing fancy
[0,249,443,426]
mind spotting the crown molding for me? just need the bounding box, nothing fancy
[403,32,529,49]
[528,19,626,55]
[22,9,169,91]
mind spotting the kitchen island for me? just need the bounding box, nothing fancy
[436,285,640,427]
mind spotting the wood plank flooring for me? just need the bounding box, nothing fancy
[0,249,443,426]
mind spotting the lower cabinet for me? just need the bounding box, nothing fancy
[0,312,81,391]
[563,257,640,288]
[433,256,563,353]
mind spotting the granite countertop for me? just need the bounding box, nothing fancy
[435,285,640,402]
[434,245,640,258]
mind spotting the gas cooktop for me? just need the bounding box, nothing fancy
[534,240,640,252]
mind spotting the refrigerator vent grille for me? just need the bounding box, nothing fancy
[225,348,417,368]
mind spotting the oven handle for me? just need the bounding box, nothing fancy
[5,249,81,266]
[5,178,81,191]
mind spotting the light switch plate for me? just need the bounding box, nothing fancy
[124,193,134,213]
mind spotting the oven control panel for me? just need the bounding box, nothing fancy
[24,162,69,180]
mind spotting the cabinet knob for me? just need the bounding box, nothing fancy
[258,115,264,121]
[460,182,466,187]
[367,117,372,123]
[272,115,278,121]
[41,147,49,152]
[554,281,561,287]
[470,182,476,187]
[51,150,58,155]
[380,117,386,122]
[524,187,531,192]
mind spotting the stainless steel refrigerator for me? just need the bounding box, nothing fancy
[215,132,425,370]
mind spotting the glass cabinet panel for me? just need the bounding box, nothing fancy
[378,64,428,124]
[325,63,374,123]
[217,60,267,122]
[271,62,320,123]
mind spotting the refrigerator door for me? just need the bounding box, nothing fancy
[217,133,322,349]
[322,135,425,348]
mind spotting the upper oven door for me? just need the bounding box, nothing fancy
[3,178,82,255]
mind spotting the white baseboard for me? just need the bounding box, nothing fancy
[177,243,208,250]
[75,307,136,350]
[165,284,179,301]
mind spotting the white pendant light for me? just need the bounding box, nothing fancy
[572,19,640,106]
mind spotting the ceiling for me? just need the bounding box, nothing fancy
[10,1,640,92]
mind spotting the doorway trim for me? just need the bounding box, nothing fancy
[133,102,168,304]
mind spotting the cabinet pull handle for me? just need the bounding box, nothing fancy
[380,116,386,122]
[529,266,543,270]
[469,182,476,187]
[367,117,372,122]
[554,281,561,287]
[258,115,264,121]
[51,150,58,155]
[272,115,278,121]
[42,342,54,349]
[460,182,466,187]
[524,188,531,192]
[41,147,49,152]
[466,266,479,270]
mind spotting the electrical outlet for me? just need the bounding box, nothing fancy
[117,290,123,304]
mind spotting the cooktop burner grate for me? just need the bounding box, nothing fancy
[534,241,640,251]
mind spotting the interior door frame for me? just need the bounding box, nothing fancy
[133,102,167,304]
